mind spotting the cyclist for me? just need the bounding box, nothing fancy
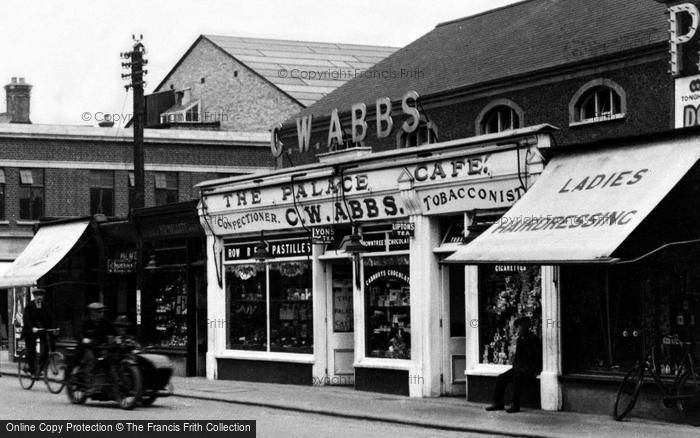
[22,288,54,377]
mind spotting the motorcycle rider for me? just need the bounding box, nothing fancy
[78,302,116,392]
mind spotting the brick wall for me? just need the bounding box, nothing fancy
[155,37,304,132]
[279,59,673,164]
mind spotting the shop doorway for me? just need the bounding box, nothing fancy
[442,265,466,395]
[326,262,354,385]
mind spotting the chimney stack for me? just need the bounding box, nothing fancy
[5,77,32,123]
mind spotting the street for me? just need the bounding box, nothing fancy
[0,377,495,438]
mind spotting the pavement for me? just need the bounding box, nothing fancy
[1,353,698,438]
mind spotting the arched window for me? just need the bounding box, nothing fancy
[476,99,524,135]
[570,79,626,125]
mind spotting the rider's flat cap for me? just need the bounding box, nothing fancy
[87,302,107,311]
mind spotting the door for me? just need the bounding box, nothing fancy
[442,265,466,395]
[326,261,354,385]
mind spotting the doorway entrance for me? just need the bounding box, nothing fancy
[326,261,354,385]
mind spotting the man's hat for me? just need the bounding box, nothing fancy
[31,288,46,296]
[113,315,131,326]
[87,302,107,311]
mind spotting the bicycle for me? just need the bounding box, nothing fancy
[613,334,700,424]
[17,328,66,394]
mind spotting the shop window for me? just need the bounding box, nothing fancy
[226,264,267,351]
[0,168,5,220]
[153,270,188,348]
[269,261,312,353]
[89,170,114,216]
[476,99,524,135]
[19,168,44,220]
[569,79,626,125]
[225,256,313,354]
[562,263,700,375]
[154,172,178,206]
[478,265,541,365]
[364,255,411,359]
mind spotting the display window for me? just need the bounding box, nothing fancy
[153,270,189,348]
[562,260,700,375]
[478,265,542,365]
[364,255,410,359]
[224,237,314,355]
[226,264,267,351]
[269,261,312,354]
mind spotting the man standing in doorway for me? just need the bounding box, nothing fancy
[22,288,54,377]
[486,317,540,413]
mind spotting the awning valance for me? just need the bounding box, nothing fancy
[446,136,700,264]
[0,220,90,288]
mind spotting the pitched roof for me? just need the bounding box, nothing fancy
[291,0,668,120]
[203,35,397,107]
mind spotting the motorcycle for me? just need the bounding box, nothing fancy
[64,338,173,409]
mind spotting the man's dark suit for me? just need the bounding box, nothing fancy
[493,331,541,409]
[22,300,54,375]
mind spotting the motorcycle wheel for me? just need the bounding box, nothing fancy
[115,363,142,410]
[65,365,87,405]
[140,395,157,406]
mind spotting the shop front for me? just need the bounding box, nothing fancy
[0,218,101,359]
[198,125,553,396]
[447,129,700,419]
[132,201,207,377]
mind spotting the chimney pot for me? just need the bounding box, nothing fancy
[5,77,32,123]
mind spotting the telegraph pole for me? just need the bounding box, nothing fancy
[121,35,148,209]
[121,36,148,339]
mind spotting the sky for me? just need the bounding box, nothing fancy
[0,0,521,126]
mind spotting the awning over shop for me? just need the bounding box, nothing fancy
[0,220,90,288]
[446,136,700,264]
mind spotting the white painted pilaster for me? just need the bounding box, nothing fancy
[540,265,562,410]
[206,234,225,380]
[312,244,327,385]
[464,265,479,396]
[409,214,442,397]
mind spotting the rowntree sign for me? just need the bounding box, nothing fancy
[270,91,422,157]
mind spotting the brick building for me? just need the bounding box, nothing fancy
[275,0,673,162]
[0,116,271,264]
[200,0,700,421]
[146,35,396,131]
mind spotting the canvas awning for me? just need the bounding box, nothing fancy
[446,136,700,264]
[0,220,90,288]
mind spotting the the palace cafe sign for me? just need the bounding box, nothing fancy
[202,143,543,235]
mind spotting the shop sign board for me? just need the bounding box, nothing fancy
[107,249,137,274]
[12,288,27,358]
[202,146,539,235]
[224,238,312,261]
[675,74,700,128]
[391,222,414,237]
[311,226,335,244]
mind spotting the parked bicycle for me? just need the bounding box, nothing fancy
[17,328,66,394]
[613,334,700,424]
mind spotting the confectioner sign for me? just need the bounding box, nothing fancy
[202,145,539,235]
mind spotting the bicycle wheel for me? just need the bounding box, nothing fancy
[44,352,66,394]
[676,367,700,425]
[17,351,35,390]
[614,364,644,421]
